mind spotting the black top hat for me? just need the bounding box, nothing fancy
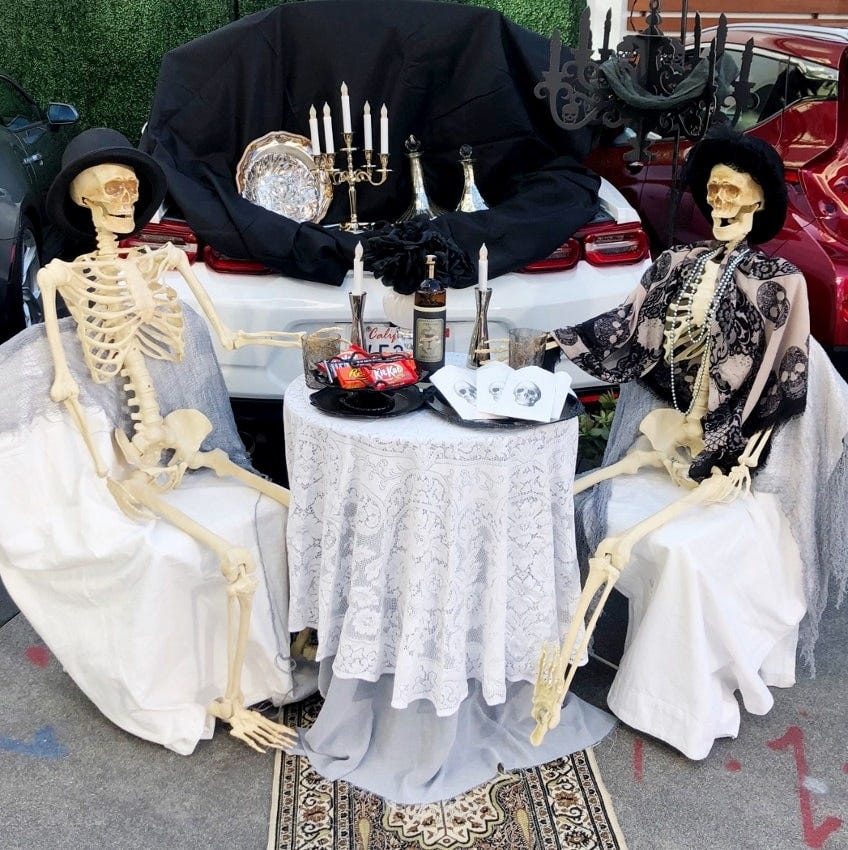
[682,124,787,245]
[46,127,168,242]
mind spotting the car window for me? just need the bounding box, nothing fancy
[0,77,42,131]
[718,48,838,131]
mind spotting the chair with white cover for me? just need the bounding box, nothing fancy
[0,306,296,755]
[574,338,848,759]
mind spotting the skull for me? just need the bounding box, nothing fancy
[455,381,477,402]
[488,380,504,401]
[70,163,140,235]
[513,381,541,407]
[706,164,764,244]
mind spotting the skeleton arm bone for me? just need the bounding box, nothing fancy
[167,245,303,350]
[38,262,109,477]
[531,467,742,745]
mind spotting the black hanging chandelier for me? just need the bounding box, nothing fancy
[536,0,754,165]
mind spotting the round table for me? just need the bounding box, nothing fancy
[284,376,583,714]
[283,377,614,803]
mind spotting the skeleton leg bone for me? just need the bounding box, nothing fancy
[573,448,667,495]
[117,474,297,751]
[531,469,743,746]
[188,447,291,508]
[188,450,317,657]
[186,451,316,658]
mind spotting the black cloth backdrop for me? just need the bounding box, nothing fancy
[140,0,600,288]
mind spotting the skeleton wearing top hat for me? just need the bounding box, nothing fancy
[531,126,810,745]
[37,127,303,753]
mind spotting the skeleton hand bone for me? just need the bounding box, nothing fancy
[107,476,156,520]
[660,455,697,489]
[530,642,567,745]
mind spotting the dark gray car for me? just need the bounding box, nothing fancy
[0,73,79,341]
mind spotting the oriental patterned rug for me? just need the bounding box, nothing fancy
[267,695,627,850]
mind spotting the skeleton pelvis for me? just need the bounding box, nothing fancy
[638,408,705,467]
[639,408,705,455]
[114,407,214,483]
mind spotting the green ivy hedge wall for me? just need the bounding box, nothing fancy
[1,0,581,143]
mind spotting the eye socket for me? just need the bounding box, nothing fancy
[707,181,741,203]
[104,179,139,197]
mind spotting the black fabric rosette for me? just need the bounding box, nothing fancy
[363,216,474,294]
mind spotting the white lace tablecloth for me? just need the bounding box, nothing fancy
[284,377,582,715]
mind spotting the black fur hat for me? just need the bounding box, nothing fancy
[46,127,167,242]
[682,125,787,245]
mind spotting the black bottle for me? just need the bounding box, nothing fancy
[413,253,446,373]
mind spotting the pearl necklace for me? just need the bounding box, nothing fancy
[667,245,751,414]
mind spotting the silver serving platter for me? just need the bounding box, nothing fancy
[236,131,332,223]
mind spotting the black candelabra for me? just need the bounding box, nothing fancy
[537,1,753,164]
[536,0,754,244]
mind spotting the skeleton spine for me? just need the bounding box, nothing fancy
[121,347,163,434]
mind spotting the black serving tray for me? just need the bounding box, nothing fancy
[422,386,583,429]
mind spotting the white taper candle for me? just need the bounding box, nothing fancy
[340,81,352,134]
[308,104,321,155]
[363,101,373,151]
[478,243,489,291]
[353,241,364,295]
[322,102,335,155]
[380,104,389,155]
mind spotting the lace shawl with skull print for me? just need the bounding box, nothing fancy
[553,241,810,481]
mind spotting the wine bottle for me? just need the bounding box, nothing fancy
[413,254,446,373]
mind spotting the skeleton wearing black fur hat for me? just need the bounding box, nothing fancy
[531,127,810,746]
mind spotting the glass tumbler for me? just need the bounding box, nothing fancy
[302,330,342,389]
[508,327,547,369]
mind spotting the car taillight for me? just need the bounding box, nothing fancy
[202,245,272,275]
[520,223,649,273]
[583,223,649,266]
[521,238,581,272]
[118,218,199,262]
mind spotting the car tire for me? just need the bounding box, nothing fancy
[3,217,43,341]
[17,219,43,330]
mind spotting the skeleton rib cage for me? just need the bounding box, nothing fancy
[61,247,186,385]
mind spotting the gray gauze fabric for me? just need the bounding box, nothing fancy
[0,303,251,470]
[290,657,615,805]
[599,56,710,111]
[575,338,848,673]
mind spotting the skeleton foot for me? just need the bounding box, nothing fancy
[208,700,297,753]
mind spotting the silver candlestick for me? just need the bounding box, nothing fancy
[349,291,367,349]
[467,287,492,368]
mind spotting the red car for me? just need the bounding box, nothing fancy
[587,24,848,375]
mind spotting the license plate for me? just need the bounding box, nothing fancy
[360,323,413,355]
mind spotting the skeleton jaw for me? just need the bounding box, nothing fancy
[86,200,137,234]
[711,203,759,243]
